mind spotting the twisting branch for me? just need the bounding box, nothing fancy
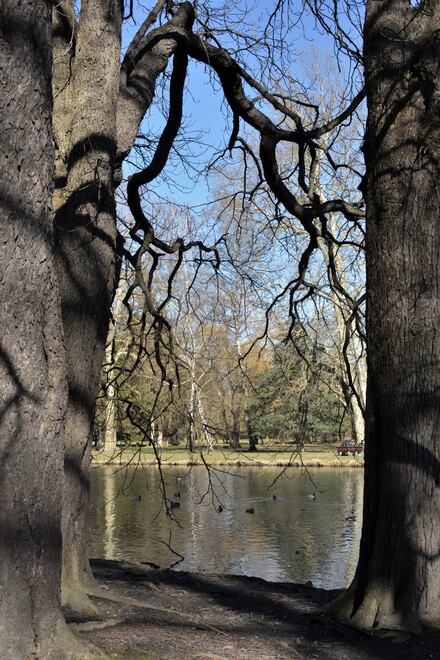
[126,48,221,264]
[127,49,189,245]
[187,34,364,221]
[116,2,195,168]
[121,0,167,70]
[123,0,134,21]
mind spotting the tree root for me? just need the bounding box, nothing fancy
[86,583,188,618]
[62,581,100,617]
[63,560,182,620]
[39,617,107,659]
[326,585,422,635]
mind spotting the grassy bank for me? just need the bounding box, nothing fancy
[91,443,363,468]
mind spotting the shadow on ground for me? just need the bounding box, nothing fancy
[64,559,440,659]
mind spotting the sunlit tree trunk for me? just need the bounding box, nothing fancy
[187,354,197,452]
[102,280,126,454]
[350,330,366,443]
[156,426,164,447]
[312,131,366,444]
[230,392,242,449]
[103,347,118,454]
[197,390,214,451]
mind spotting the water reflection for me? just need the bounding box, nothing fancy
[89,465,363,590]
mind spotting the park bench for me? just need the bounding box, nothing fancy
[336,445,364,456]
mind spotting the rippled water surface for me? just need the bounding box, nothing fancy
[89,465,363,590]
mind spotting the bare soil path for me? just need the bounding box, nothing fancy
[67,560,440,659]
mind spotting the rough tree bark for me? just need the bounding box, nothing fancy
[53,0,122,614]
[51,0,195,613]
[330,0,440,632]
[0,1,85,656]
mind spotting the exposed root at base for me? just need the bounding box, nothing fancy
[86,584,189,618]
[326,587,422,636]
[62,582,100,617]
[39,619,107,659]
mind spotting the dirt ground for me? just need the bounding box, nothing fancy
[67,559,440,659]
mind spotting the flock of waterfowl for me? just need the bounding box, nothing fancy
[129,488,318,512]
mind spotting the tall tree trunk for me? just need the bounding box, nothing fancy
[54,0,122,613]
[236,336,256,452]
[102,280,126,453]
[51,2,195,614]
[197,389,214,450]
[230,394,242,450]
[331,0,440,632]
[103,342,118,454]
[313,131,366,445]
[187,354,197,452]
[350,330,366,444]
[0,2,84,655]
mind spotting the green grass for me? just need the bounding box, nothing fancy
[91,443,363,468]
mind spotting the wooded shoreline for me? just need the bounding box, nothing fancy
[91,445,364,468]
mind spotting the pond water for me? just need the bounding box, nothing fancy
[89,465,363,590]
